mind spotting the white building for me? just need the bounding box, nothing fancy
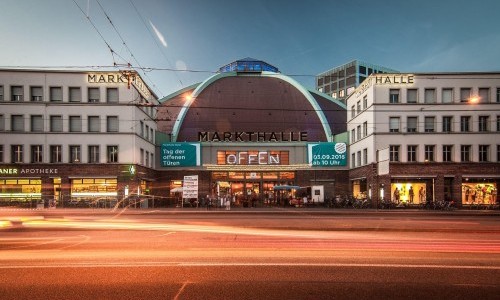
[346,72,500,207]
[0,69,158,207]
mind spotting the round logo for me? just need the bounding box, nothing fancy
[334,143,346,154]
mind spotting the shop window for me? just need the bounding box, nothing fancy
[279,172,295,180]
[212,172,228,180]
[71,178,117,197]
[462,181,497,205]
[262,172,278,179]
[228,172,244,180]
[391,182,427,204]
[0,179,42,201]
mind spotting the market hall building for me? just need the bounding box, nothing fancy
[156,58,349,205]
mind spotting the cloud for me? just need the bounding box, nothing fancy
[149,20,167,47]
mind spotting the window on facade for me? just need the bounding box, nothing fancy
[390,145,400,162]
[356,101,361,114]
[0,114,3,131]
[424,89,436,103]
[150,153,154,168]
[140,148,144,165]
[389,117,400,132]
[11,115,25,132]
[30,86,43,102]
[407,117,417,132]
[497,116,500,131]
[30,115,43,132]
[357,125,361,140]
[50,145,62,163]
[11,145,23,163]
[363,148,367,165]
[460,145,471,162]
[498,145,500,162]
[389,89,400,103]
[363,96,367,109]
[88,87,100,103]
[88,116,100,132]
[460,116,471,132]
[407,89,417,103]
[443,145,453,162]
[442,116,453,132]
[351,106,355,119]
[69,116,82,132]
[407,145,417,162]
[442,88,453,103]
[31,145,43,163]
[145,151,150,167]
[69,145,81,163]
[0,145,3,163]
[0,85,3,101]
[363,122,367,137]
[11,86,23,101]
[50,116,63,132]
[88,145,100,163]
[351,153,356,168]
[107,116,119,132]
[478,116,489,132]
[479,145,489,162]
[69,87,81,102]
[150,128,154,143]
[139,121,144,137]
[478,88,489,103]
[351,129,355,144]
[460,88,471,102]
[424,145,435,162]
[107,146,118,163]
[424,116,435,132]
[497,88,500,103]
[107,88,119,103]
[145,125,149,140]
[50,87,63,102]
[356,150,361,166]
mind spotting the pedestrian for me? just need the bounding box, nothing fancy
[225,197,231,211]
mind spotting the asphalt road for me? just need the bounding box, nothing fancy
[0,208,499,299]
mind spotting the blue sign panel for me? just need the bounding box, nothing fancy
[161,143,201,167]
[307,143,347,166]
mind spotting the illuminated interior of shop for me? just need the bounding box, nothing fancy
[462,182,497,205]
[390,182,427,204]
[0,179,42,200]
[71,178,117,197]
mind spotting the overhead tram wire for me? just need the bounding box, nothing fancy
[94,0,162,97]
[129,0,184,89]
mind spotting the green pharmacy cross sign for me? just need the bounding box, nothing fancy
[161,143,201,167]
[308,143,347,166]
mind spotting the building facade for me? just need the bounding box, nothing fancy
[346,72,500,207]
[316,60,398,103]
[156,58,349,206]
[0,69,158,208]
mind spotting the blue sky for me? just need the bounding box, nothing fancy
[1,0,499,98]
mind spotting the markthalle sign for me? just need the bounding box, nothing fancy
[161,143,201,167]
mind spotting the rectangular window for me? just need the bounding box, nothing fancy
[460,88,471,102]
[88,87,100,103]
[145,125,149,140]
[107,116,119,132]
[357,125,361,140]
[497,88,500,103]
[107,146,118,163]
[443,145,453,162]
[363,96,367,109]
[424,116,435,132]
[442,116,453,132]
[407,145,417,162]
[69,87,81,102]
[478,116,489,132]
[390,145,400,162]
[30,86,43,102]
[50,145,62,163]
[461,145,471,162]
[356,101,361,114]
[351,129,355,144]
[425,145,435,162]
[363,148,367,165]
[357,150,361,166]
[363,122,367,137]
[407,117,418,132]
[50,87,63,102]
[139,121,144,136]
[11,86,23,101]
[460,116,471,132]
[88,116,100,132]
[351,153,355,168]
[478,88,490,103]
[11,115,25,132]
[30,115,44,132]
[0,114,5,131]
[498,145,500,162]
[145,151,150,167]
[140,148,144,165]
[50,116,63,132]
[31,145,43,163]
[407,89,417,103]
[69,145,81,163]
[11,145,23,163]
[0,145,3,163]
[442,88,453,103]
[0,85,3,101]
[88,145,100,163]
[424,89,436,103]
[150,153,154,168]
[69,116,82,132]
[107,88,119,103]
[479,145,489,162]
[389,89,400,103]
[497,116,500,131]
[389,117,400,132]
[351,106,355,119]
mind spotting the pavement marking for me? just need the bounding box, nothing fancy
[174,281,191,300]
